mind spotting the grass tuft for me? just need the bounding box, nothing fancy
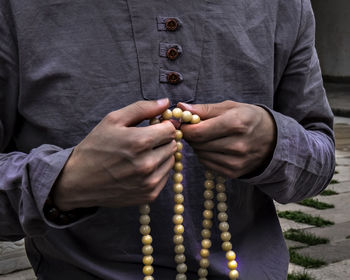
[288,272,315,280]
[330,179,339,184]
[320,189,338,196]
[346,235,350,239]
[277,211,334,227]
[284,229,329,246]
[289,248,326,268]
[297,198,334,210]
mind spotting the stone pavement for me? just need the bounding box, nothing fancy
[0,116,349,279]
[278,116,350,280]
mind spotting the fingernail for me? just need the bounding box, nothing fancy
[179,102,192,110]
[157,98,169,106]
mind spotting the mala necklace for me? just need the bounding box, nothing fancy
[139,107,239,280]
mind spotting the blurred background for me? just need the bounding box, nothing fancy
[0,1,349,280]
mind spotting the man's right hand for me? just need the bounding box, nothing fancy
[52,99,177,211]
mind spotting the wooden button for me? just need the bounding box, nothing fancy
[167,72,181,84]
[165,18,179,31]
[166,47,180,60]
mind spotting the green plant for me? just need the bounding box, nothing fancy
[320,189,338,196]
[284,229,329,246]
[277,211,334,227]
[288,272,315,280]
[289,248,326,268]
[297,198,334,210]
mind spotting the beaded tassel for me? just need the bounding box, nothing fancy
[140,107,238,280]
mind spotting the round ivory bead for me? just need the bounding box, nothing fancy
[204,170,215,180]
[176,141,183,152]
[173,214,184,225]
[200,249,210,258]
[139,215,151,225]
[203,210,213,219]
[173,172,183,183]
[228,260,237,270]
[217,192,227,202]
[144,276,154,280]
[221,231,231,242]
[174,152,182,161]
[177,263,188,274]
[173,183,183,193]
[204,200,214,210]
[175,130,183,140]
[175,244,185,254]
[198,278,207,280]
[198,268,208,277]
[149,118,160,125]
[222,241,233,251]
[201,229,211,239]
[204,180,215,189]
[142,245,153,255]
[174,224,185,234]
[142,235,153,245]
[219,222,230,232]
[140,225,151,235]
[226,250,236,261]
[173,234,184,245]
[173,162,183,172]
[162,109,173,120]
[217,202,228,212]
[202,219,213,229]
[139,204,151,215]
[200,258,210,268]
[172,108,183,119]
[217,176,226,183]
[174,204,185,214]
[229,270,239,279]
[203,190,214,200]
[143,255,154,265]
[176,273,187,280]
[218,212,228,222]
[182,111,193,122]
[142,265,154,276]
[191,114,201,124]
[174,194,184,204]
[201,239,212,249]
[216,183,226,192]
[175,253,186,263]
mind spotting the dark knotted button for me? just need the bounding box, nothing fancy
[165,18,179,31]
[166,47,180,60]
[167,72,181,84]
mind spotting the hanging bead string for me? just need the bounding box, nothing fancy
[139,107,238,280]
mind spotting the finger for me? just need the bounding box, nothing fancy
[178,100,238,120]
[134,121,177,149]
[181,116,237,142]
[195,150,250,175]
[190,137,247,156]
[198,158,242,179]
[113,98,170,127]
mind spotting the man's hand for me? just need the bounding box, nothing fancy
[53,99,177,211]
[178,101,277,179]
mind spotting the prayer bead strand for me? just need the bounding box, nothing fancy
[140,108,238,280]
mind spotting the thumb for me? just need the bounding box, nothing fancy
[178,100,237,120]
[116,98,170,126]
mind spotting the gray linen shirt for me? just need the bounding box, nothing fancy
[0,0,335,279]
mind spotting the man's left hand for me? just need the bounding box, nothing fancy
[178,101,277,178]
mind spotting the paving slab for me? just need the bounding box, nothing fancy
[323,181,350,194]
[335,150,350,159]
[303,221,350,243]
[308,259,350,280]
[295,239,350,263]
[285,239,307,249]
[0,269,35,280]
[278,217,314,232]
[288,263,305,275]
[0,241,31,275]
[276,192,350,224]
[332,166,350,182]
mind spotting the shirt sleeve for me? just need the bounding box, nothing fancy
[241,0,336,203]
[0,2,90,241]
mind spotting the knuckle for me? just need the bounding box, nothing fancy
[105,111,119,124]
[136,159,156,176]
[235,141,249,155]
[143,176,160,190]
[132,135,153,153]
